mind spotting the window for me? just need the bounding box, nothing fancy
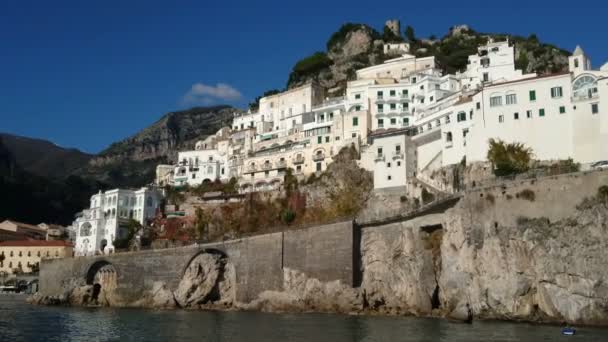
[390,90,396,97]
[470,110,473,120]
[28,251,31,257]
[317,136,322,144]
[403,118,409,126]
[377,104,383,113]
[559,106,566,114]
[355,105,361,111]
[476,102,481,110]
[506,94,517,105]
[325,136,330,143]
[377,91,383,99]
[387,162,391,168]
[352,117,358,126]
[396,145,401,152]
[498,115,505,123]
[445,115,451,124]
[390,103,396,110]
[490,96,502,107]
[446,132,453,143]
[483,73,489,82]
[412,77,417,83]
[296,165,302,172]
[335,136,340,141]
[529,90,536,101]
[539,108,545,117]
[19,251,22,257]
[10,251,13,257]
[551,86,563,98]
[390,118,396,125]
[574,58,579,68]
[387,175,392,180]
[264,170,269,177]
[514,112,519,120]
[430,96,434,102]
[457,112,467,122]
[592,103,599,114]
[397,161,401,166]
[192,173,196,179]
[37,251,40,257]
[526,110,532,118]
[377,147,383,156]
[352,132,357,138]
[355,94,361,99]
[378,119,384,128]
[316,162,322,172]
[402,102,409,109]
[403,90,409,96]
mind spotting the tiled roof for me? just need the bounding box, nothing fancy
[1,220,45,231]
[0,240,73,247]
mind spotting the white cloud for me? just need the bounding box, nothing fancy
[181,82,242,106]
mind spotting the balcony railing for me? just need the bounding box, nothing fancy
[374,153,385,162]
[262,163,272,170]
[293,156,305,164]
[247,165,257,173]
[276,160,287,168]
[312,153,325,161]
[392,151,404,160]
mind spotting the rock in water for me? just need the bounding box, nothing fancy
[174,253,222,307]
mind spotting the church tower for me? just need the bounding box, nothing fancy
[569,45,592,75]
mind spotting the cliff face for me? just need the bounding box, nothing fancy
[79,106,236,186]
[285,23,570,96]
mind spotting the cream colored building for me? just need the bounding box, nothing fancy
[0,220,47,240]
[0,240,73,274]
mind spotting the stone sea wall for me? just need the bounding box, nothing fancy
[34,171,608,325]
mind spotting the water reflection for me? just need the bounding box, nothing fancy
[1,295,607,342]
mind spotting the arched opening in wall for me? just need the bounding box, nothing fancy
[100,239,108,253]
[203,178,212,185]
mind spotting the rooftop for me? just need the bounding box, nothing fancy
[0,240,73,247]
[484,72,570,88]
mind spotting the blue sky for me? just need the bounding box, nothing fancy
[1,0,607,153]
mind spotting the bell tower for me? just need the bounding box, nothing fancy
[569,45,592,75]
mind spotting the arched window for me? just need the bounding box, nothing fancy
[112,208,116,218]
[80,223,92,236]
[9,262,12,268]
[18,251,22,257]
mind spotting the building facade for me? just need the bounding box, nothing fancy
[0,240,73,275]
[72,187,163,256]
[156,40,608,192]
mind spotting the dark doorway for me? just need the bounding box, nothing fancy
[92,283,101,303]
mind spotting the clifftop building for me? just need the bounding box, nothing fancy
[156,40,608,192]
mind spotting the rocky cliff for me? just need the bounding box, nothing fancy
[78,105,236,186]
[285,22,570,95]
[30,171,608,326]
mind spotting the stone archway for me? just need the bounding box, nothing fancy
[85,260,118,305]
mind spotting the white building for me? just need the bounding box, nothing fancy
[73,187,163,256]
[157,40,608,193]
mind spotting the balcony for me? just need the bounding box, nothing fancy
[276,160,287,168]
[374,153,385,162]
[262,163,272,170]
[293,156,305,164]
[246,165,258,173]
[392,151,404,160]
[312,153,325,161]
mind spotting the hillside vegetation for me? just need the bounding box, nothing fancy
[285,23,570,95]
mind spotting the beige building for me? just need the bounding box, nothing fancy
[0,220,47,240]
[0,240,73,274]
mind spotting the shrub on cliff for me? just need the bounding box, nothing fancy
[487,138,533,176]
[287,52,332,86]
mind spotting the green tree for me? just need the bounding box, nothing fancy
[164,185,186,209]
[112,219,141,250]
[404,25,416,43]
[283,168,298,197]
[487,138,533,176]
